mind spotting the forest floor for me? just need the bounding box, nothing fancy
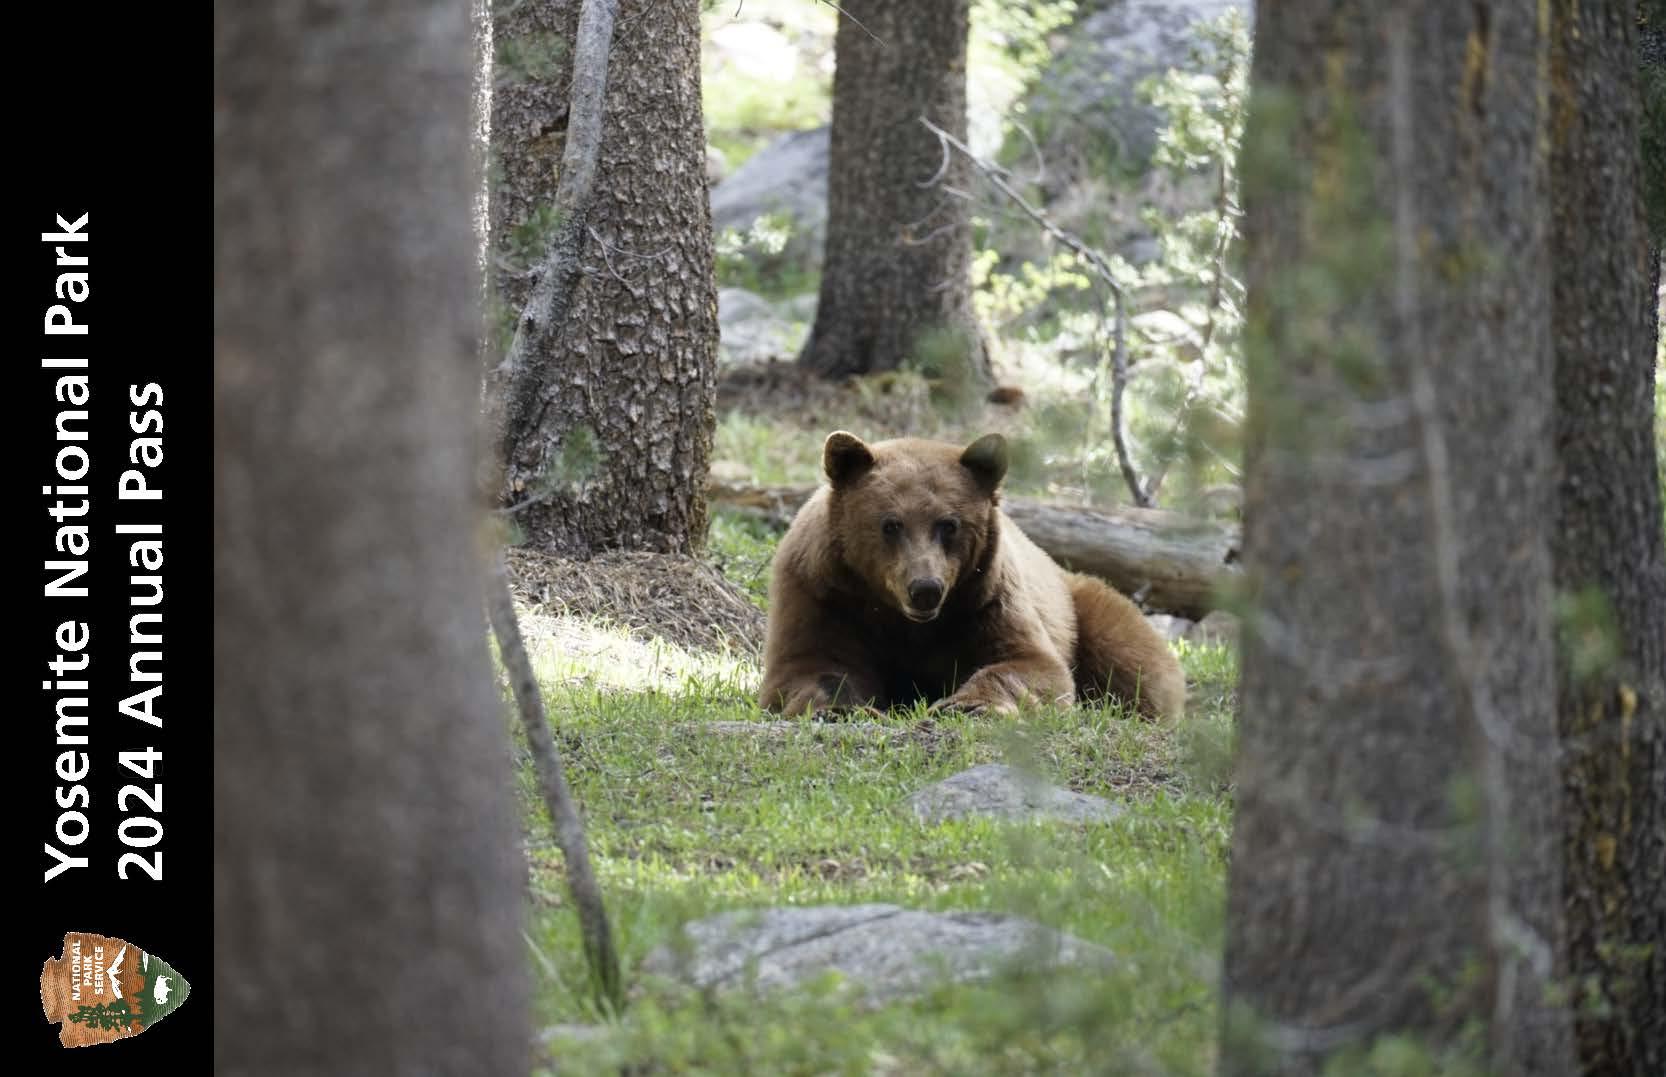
[503,521,1239,1074]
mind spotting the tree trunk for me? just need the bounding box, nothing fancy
[214,3,530,1072]
[1221,3,1571,1074]
[1549,3,1666,1072]
[799,0,991,386]
[492,0,718,556]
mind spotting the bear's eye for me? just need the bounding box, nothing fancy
[936,518,959,542]
[881,518,903,539]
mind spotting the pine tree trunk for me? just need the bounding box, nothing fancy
[490,0,718,556]
[799,0,991,386]
[214,3,530,1071]
[1221,3,1571,1073]
[1549,3,1666,1072]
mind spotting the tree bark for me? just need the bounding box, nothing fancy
[1549,3,1666,1072]
[708,480,1239,619]
[1221,3,1571,1074]
[214,3,529,1072]
[492,0,718,556]
[799,0,991,386]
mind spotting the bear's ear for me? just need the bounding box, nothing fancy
[824,430,876,486]
[959,433,1009,494]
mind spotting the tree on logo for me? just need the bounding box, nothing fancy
[68,1001,134,1032]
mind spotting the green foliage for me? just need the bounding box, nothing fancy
[971,0,1077,80]
[1555,586,1621,684]
[1102,9,1252,503]
[500,203,562,283]
[494,30,566,88]
[714,212,820,298]
[904,325,988,417]
[706,508,781,610]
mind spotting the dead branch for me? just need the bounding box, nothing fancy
[918,116,1152,507]
[487,0,620,473]
[476,0,623,1015]
[484,549,623,1013]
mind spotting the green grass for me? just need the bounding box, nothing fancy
[503,596,1237,1075]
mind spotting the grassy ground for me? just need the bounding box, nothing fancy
[505,534,1238,1074]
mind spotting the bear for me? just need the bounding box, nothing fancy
[757,430,1186,721]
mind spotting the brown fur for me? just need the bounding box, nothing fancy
[758,431,1185,721]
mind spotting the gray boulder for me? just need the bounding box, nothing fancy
[710,127,829,276]
[1024,1,1252,182]
[905,763,1124,825]
[641,903,1115,1005]
[718,287,809,364]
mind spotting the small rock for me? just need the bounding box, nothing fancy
[905,763,1124,825]
[641,904,1115,1006]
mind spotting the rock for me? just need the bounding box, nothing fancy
[718,287,810,364]
[1187,609,1239,647]
[780,292,819,322]
[1024,1,1252,180]
[641,904,1115,1006]
[1002,1,1252,264]
[1145,613,1194,641]
[905,763,1124,825]
[710,127,829,276]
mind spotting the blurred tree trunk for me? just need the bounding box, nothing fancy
[214,2,530,1072]
[488,0,718,556]
[1549,2,1666,1072]
[799,0,991,387]
[1221,3,1571,1074]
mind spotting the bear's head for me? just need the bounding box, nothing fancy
[822,430,1008,623]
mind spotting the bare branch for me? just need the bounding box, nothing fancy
[487,0,621,472]
[918,116,1151,505]
[484,550,623,1014]
[819,0,884,46]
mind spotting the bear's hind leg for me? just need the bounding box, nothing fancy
[1067,573,1185,722]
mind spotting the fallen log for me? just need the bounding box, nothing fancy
[707,481,1241,619]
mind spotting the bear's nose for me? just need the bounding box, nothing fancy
[907,578,944,611]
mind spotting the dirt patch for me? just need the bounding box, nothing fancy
[506,547,766,655]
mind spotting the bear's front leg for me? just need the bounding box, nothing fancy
[760,667,883,717]
[931,655,1075,716]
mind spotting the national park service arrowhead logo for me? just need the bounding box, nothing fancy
[40,932,190,1047]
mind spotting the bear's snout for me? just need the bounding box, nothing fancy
[906,577,944,614]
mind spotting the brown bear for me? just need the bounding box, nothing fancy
[758,430,1186,721]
